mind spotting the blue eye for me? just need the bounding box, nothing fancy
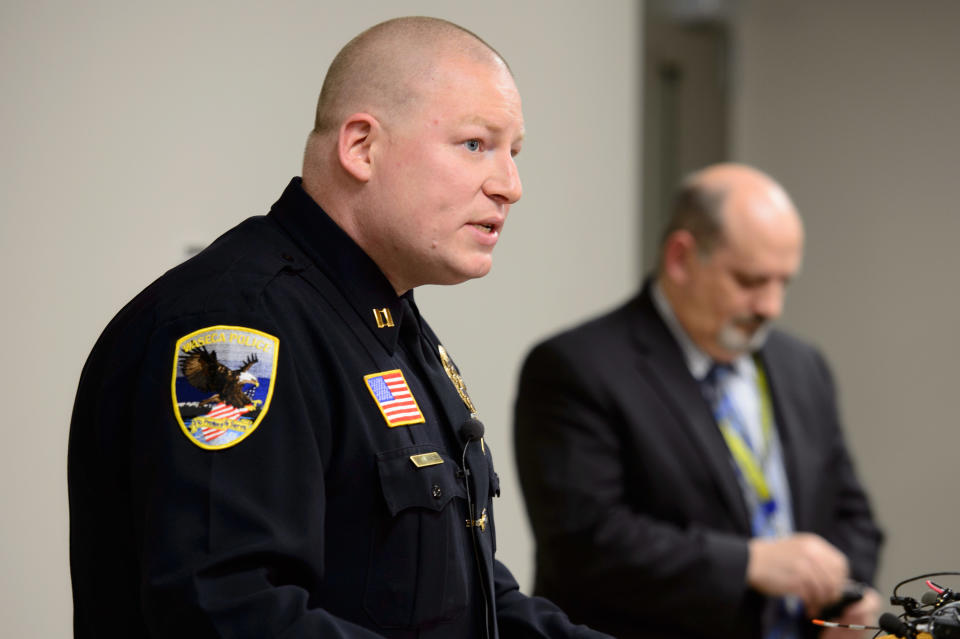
[464,139,481,152]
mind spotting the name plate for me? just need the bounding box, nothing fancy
[409,452,444,468]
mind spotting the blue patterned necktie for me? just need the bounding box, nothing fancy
[701,363,802,639]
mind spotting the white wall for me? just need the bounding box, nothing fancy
[0,1,641,635]
[732,0,960,600]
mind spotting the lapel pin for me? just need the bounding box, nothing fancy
[373,307,395,328]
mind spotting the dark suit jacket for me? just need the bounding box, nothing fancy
[513,283,882,639]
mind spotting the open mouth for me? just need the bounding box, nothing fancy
[472,223,495,233]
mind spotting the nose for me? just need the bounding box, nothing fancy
[484,151,522,204]
[753,281,786,320]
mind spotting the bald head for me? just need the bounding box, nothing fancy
[299,17,524,295]
[658,163,804,362]
[660,163,801,263]
[312,17,510,136]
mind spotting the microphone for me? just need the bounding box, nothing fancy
[879,612,911,638]
[458,417,491,639]
[459,417,484,442]
[879,606,960,639]
[925,584,960,606]
[458,417,487,527]
[458,417,486,510]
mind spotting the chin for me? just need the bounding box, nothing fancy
[430,264,492,287]
[718,322,771,355]
[460,257,493,281]
[747,324,771,351]
[473,262,493,279]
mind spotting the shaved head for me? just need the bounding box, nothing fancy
[312,17,510,135]
[300,16,524,295]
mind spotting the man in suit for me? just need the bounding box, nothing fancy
[514,163,883,639]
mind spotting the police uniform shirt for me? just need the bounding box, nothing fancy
[68,178,607,639]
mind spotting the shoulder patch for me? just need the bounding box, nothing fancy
[171,325,279,450]
[364,369,425,427]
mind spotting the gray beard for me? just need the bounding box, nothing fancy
[718,320,772,355]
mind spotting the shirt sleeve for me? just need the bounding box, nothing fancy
[492,560,615,639]
[130,318,387,638]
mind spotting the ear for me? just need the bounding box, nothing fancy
[661,230,698,284]
[337,113,379,182]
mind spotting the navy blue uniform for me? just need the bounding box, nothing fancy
[69,178,607,639]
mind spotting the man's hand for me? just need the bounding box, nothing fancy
[746,533,849,615]
[819,586,882,639]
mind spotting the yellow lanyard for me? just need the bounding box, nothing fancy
[715,358,775,504]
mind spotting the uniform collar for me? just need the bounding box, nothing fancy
[269,177,410,353]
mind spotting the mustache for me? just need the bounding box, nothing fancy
[731,315,769,330]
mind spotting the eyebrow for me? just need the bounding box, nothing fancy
[458,115,525,144]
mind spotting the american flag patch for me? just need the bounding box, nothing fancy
[364,369,425,427]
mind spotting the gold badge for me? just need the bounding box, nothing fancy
[437,344,477,417]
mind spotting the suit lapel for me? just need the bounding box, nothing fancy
[756,344,809,530]
[628,287,752,534]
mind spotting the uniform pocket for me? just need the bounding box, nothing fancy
[363,444,469,629]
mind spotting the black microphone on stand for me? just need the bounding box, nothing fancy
[879,605,960,639]
[879,612,912,638]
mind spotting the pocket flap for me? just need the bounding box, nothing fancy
[375,445,466,516]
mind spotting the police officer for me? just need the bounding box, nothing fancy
[68,16,610,639]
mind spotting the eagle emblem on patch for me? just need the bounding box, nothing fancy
[171,325,279,450]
